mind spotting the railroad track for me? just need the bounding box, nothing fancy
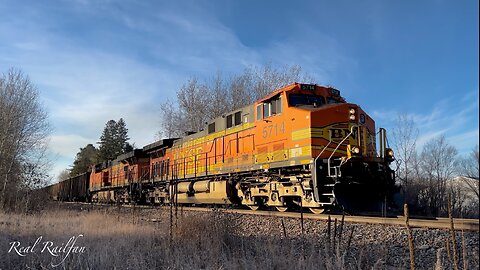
[62,202,480,231]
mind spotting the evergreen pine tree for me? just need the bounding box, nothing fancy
[98,120,118,161]
[97,119,132,161]
[70,144,98,176]
[116,118,130,152]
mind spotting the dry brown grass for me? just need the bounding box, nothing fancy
[1,204,476,269]
[0,206,357,269]
[1,207,160,269]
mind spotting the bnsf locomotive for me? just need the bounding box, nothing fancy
[45,83,397,214]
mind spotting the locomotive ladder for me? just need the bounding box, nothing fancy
[313,125,358,205]
[313,140,334,205]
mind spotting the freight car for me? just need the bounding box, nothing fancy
[43,172,90,202]
[82,83,397,214]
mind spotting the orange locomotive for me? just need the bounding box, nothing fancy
[89,83,396,213]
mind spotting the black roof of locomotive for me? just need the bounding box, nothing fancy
[115,149,148,161]
[143,138,177,153]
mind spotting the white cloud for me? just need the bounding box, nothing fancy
[372,90,479,155]
[49,134,92,158]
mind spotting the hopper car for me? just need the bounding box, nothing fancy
[44,172,89,202]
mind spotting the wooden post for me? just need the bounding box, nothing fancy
[300,198,305,259]
[132,202,136,224]
[334,218,338,239]
[175,175,178,230]
[446,238,452,262]
[339,213,345,246]
[448,193,459,270]
[169,179,173,247]
[300,198,304,235]
[327,215,331,246]
[404,204,415,270]
[281,218,286,238]
[333,218,338,250]
[345,225,355,258]
[462,228,468,270]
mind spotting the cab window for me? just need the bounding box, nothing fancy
[256,105,262,120]
[260,94,282,119]
[263,103,270,118]
[327,97,340,104]
[273,95,282,114]
[289,94,325,107]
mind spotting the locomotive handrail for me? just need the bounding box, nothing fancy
[327,124,358,177]
[314,135,332,163]
[311,136,333,202]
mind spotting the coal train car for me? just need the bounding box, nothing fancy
[43,172,90,202]
[82,83,397,214]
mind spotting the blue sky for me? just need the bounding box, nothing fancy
[0,0,478,181]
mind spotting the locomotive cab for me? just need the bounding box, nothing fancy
[248,83,397,214]
[289,84,397,213]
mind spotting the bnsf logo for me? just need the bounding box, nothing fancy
[329,128,358,141]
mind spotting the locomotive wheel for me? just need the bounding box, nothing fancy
[248,205,260,211]
[309,208,325,214]
[275,206,288,212]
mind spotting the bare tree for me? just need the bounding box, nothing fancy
[229,69,255,109]
[455,145,479,217]
[57,169,71,183]
[458,145,479,182]
[419,135,458,216]
[391,117,477,217]
[459,145,479,198]
[206,72,230,119]
[250,63,313,100]
[0,68,51,210]
[391,114,419,204]
[158,99,179,138]
[176,78,210,133]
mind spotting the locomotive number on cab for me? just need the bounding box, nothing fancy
[262,122,285,139]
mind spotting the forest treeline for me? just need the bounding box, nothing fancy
[391,115,478,217]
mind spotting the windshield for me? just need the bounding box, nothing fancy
[327,97,341,104]
[289,94,325,107]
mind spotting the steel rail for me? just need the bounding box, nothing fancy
[62,202,479,231]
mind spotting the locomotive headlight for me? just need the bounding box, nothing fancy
[385,148,395,162]
[349,108,356,121]
[351,146,360,154]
